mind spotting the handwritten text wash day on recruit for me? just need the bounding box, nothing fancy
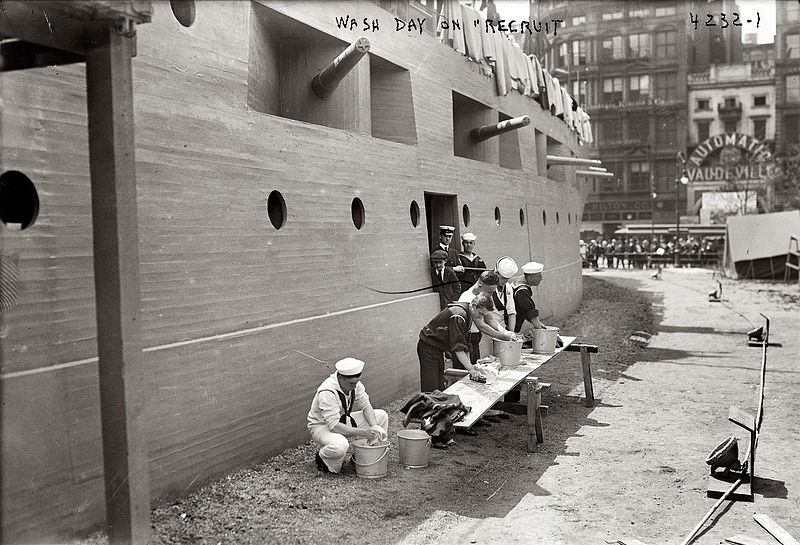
[335,15,564,36]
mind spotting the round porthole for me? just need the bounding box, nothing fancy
[267,190,286,230]
[542,210,547,226]
[351,197,365,230]
[494,207,501,228]
[556,212,560,224]
[170,0,196,27]
[0,170,39,230]
[410,200,420,228]
[462,204,471,227]
[568,213,572,224]
[519,208,525,226]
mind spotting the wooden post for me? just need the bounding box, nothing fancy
[526,377,541,452]
[580,346,595,407]
[85,26,150,545]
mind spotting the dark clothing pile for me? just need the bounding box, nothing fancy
[400,391,471,446]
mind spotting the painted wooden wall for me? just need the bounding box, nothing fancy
[0,1,587,541]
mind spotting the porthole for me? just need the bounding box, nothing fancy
[494,207,501,228]
[351,197,365,230]
[519,208,525,226]
[556,212,560,224]
[0,170,39,230]
[542,210,547,226]
[568,213,571,224]
[410,200,420,228]
[170,0,196,27]
[267,190,286,230]
[462,204,471,227]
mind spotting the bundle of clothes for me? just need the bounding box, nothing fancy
[400,391,471,448]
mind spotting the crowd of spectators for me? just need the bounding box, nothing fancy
[580,236,725,270]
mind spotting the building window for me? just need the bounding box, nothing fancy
[656,116,676,146]
[555,41,568,67]
[724,97,738,108]
[604,119,622,141]
[572,15,586,25]
[696,120,711,142]
[786,115,800,145]
[786,34,800,58]
[602,36,624,60]
[603,77,624,102]
[629,8,650,18]
[572,80,587,105]
[629,74,650,101]
[696,98,711,111]
[753,118,767,141]
[654,73,676,100]
[655,161,676,192]
[601,11,623,20]
[628,115,649,141]
[753,95,767,107]
[629,162,650,191]
[724,120,738,133]
[572,39,588,65]
[629,33,650,58]
[787,74,800,101]
[655,31,677,58]
[655,6,676,17]
[788,2,800,22]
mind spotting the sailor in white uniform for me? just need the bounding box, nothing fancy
[307,358,389,474]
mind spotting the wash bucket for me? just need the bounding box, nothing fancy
[397,429,431,468]
[353,439,390,478]
[493,338,523,368]
[531,328,559,354]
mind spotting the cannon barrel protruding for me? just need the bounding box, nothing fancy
[470,115,530,142]
[311,37,371,98]
[575,169,614,178]
[547,155,602,166]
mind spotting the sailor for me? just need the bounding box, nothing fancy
[435,225,465,273]
[417,292,495,392]
[512,261,561,340]
[456,232,487,294]
[457,270,516,365]
[307,358,389,474]
[491,256,519,334]
[431,249,461,310]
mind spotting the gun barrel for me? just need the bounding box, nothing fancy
[547,155,602,166]
[470,115,530,142]
[311,37,371,98]
[575,169,614,178]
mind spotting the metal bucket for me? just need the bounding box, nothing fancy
[397,429,431,468]
[493,338,523,367]
[531,328,559,354]
[353,439,390,478]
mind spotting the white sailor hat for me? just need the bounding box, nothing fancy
[461,232,476,241]
[521,261,544,275]
[495,256,518,278]
[335,358,364,376]
[439,225,455,234]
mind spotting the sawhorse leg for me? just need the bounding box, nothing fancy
[580,346,595,408]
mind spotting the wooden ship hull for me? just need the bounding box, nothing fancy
[0,1,588,541]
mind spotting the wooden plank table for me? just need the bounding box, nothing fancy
[441,336,597,451]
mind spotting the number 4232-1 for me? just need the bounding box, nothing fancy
[689,12,760,29]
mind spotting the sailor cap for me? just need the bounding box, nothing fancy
[521,261,544,275]
[461,232,476,241]
[439,225,455,234]
[495,256,518,278]
[335,358,364,376]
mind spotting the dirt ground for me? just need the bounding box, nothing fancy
[74,269,800,545]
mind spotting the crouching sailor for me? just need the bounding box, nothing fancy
[307,358,389,474]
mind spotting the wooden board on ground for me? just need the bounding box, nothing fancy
[445,336,575,429]
[753,514,800,545]
[707,473,753,501]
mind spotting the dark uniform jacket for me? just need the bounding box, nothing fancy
[512,284,539,333]
[418,302,472,354]
[431,266,460,310]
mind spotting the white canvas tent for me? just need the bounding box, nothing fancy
[723,210,800,279]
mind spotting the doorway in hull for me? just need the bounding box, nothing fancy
[424,192,459,253]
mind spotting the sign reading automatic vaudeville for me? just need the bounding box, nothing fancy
[686,132,774,182]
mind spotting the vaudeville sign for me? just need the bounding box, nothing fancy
[686,132,774,182]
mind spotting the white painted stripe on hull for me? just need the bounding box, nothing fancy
[1,293,432,380]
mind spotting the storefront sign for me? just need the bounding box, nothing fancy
[584,200,651,212]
